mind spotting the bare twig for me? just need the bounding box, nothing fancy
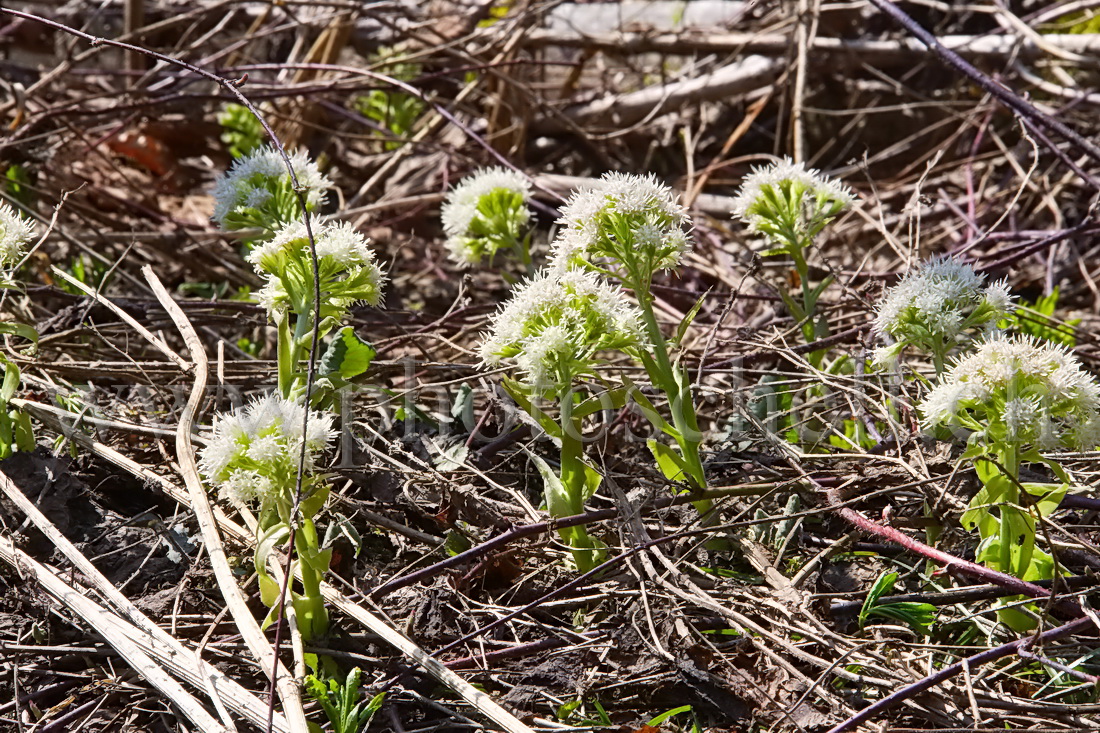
[826,616,1096,733]
[866,0,1100,171]
[143,266,310,733]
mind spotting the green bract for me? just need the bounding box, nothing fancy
[551,172,690,290]
[731,156,853,255]
[874,257,1013,373]
[480,267,645,390]
[211,145,331,232]
[249,219,385,326]
[441,167,531,267]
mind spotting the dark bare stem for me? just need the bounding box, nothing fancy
[707,324,869,370]
[267,526,297,733]
[444,632,599,671]
[434,525,704,657]
[974,221,1092,274]
[826,616,1096,733]
[827,496,1083,618]
[867,0,1100,175]
[828,574,1096,617]
[1018,637,1100,684]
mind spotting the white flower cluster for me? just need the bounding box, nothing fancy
[873,257,1013,367]
[211,146,331,229]
[731,156,853,241]
[249,219,379,273]
[199,393,338,504]
[551,172,691,275]
[248,218,386,318]
[920,335,1100,449]
[441,167,531,266]
[480,268,646,388]
[0,203,34,268]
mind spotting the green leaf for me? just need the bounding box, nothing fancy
[217,103,266,158]
[502,377,562,439]
[1,361,21,404]
[808,274,835,305]
[322,512,364,557]
[648,438,689,484]
[556,699,582,721]
[647,705,693,726]
[622,374,677,438]
[580,458,602,503]
[0,322,38,346]
[1020,482,1068,518]
[571,387,629,419]
[1001,507,1036,578]
[444,528,472,557]
[255,522,291,607]
[673,291,708,347]
[450,383,475,427]
[319,327,377,381]
[962,473,1013,535]
[858,571,935,634]
[777,288,807,322]
[13,410,34,453]
[529,452,572,519]
[858,571,898,630]
[591,698,612,726]
[300,483,331,519]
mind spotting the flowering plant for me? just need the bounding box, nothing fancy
[211,146,331,236]
[200,394,338,639]
[874,257,1013,373]
[551,172,690,286]
[441,167,532,270]
[0,202,34,273]
[921,335,1100,629]
[481,268,645,570]
[248,219,386,400]
[206,148,386,642]
[732,158,853,351]
[550,173,710,513]
[0,203,37,458]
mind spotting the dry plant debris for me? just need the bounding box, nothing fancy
[1,1,1100,732]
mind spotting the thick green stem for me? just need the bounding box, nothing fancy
[557,397,602,571]
[631,296,715,525]
[284,516,329,641]
[511,232,533,277]
[276,315,296,399]
[930,344,949,378]
[788,244,830,372]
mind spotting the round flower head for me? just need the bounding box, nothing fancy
[920,334,1100,450]
[441,167,532,267]
[248,218,386,322]
[550,172,692,285]
[199,393,338,504]
[211,146,331,231]
[731,156,853,250]
[873,257,1013,370]
[479,268,646,389]
[0,202,34,268]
